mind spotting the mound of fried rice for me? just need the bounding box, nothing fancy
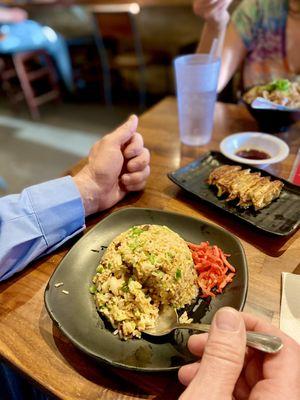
[91,224,198,339]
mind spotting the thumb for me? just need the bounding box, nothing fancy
[179,307,246,400]
[109,114,138,146]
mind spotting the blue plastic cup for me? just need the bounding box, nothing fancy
[174,54,220,146]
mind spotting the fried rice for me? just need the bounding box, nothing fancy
[91,224,199,339]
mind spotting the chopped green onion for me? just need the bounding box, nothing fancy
[121,282,129,292]
[265,79,291,92]
[96,265,103,273]
[130,226,144,237]
[128,242,138,251]
[175,269,182,280]
[149,254,157,265]
[89,285,97,294]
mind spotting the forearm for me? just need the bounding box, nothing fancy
[196,20,228,58]
[0,177,85,281]
[197,18,245,93]
[73,167,101,217]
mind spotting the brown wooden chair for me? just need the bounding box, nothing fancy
[89,3,156,108]
[0,49,60,119]
[67,35,105,100]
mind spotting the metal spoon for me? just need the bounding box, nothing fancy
[144,307,283,354]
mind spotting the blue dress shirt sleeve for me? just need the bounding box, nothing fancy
[0,176,85,281]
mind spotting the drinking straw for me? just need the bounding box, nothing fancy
[208,38,218,61]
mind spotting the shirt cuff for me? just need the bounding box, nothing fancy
[26,176,85,248]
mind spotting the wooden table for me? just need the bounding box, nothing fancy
[0,97,299,399]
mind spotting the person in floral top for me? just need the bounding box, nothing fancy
[194,0,300,91]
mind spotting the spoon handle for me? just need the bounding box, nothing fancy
[173,323,283,354]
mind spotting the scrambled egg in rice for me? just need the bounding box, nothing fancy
[91,224,198,339]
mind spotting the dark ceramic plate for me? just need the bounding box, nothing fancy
[168,152,300,237]
[45,208,248,372]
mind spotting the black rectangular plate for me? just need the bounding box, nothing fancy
[168,151,300,236]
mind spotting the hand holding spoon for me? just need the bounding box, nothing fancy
[144,307,283,354]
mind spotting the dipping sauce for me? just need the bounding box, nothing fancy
[235,149,271,160]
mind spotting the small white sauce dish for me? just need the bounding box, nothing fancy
[220,132,290,166]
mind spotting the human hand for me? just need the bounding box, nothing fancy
[178,307,300,399]
[73,115,150,216]
[193,0,233,27]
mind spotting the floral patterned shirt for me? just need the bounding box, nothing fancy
[232,0,298,88]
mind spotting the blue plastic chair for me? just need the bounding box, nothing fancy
[0,20,73,91]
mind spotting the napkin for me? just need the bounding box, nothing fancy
[280,272,300,344]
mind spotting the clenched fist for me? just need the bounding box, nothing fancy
[73,115,150,216]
